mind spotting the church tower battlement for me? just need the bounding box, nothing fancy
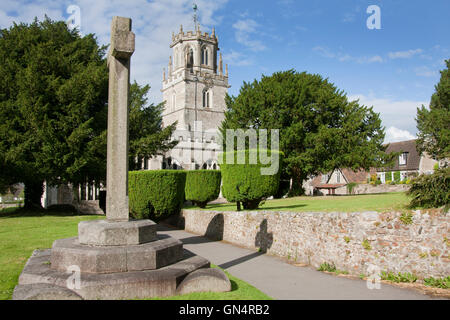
[161,24,229,133]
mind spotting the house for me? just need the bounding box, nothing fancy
[376,139,437,183]
[309,168,375,196]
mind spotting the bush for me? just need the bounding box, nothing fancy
[375,179,381,185]
[185,170,221,208]
[346,182,358,194]
[393,171,401,182]
[220,149,283,210]
[407,167,450,209]
[129,170,186,221]
[385,180,392,185]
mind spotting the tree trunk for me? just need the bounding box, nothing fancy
[24,180,44,210]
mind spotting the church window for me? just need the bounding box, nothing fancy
[202,90,210,108]
[201,47,208,65]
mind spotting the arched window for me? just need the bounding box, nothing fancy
[202,90,210,108]
[201,47,208,65]
[186,47,194,72]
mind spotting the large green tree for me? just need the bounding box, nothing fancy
[416,59,450,160]
[221,70,392,193]
[0,18,177,208]
[0,18,109,208]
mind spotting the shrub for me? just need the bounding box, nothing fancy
[219,149,283,210]
[318,262,336,272]
[370,174,377,182]
[346,182,358,194]
[393,171,401,182]
[129,170,186,221]
[185,170,221,208]
[375,180,381,185]
[385,179,392,185]
[407,167,450,209]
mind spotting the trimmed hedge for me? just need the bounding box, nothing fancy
[129,170,186,221]
[185,170,221,208]
[407,167,449,209]
[219,149,283,210]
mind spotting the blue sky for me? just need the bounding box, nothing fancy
[0,0,449,143]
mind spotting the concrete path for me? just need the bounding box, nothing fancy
[158,224,443,300]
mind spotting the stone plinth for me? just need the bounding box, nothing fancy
[17,249,210,300]
[51,235,183,274]
[78,219,157,246]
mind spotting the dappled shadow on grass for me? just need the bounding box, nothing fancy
[0,207,103,219]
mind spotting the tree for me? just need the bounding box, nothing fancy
[0,17,109,209]
[416,59,450,161]
[0,18,177,209]
[128,81,177,171]
[221,70,392,194]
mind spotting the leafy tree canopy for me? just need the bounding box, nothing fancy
[221,70,392,193]
[0,17,176,207]
[416,59,450,160]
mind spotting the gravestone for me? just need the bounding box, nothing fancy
[13,16,230,300]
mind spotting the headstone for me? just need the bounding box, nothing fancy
[106,16,135,222]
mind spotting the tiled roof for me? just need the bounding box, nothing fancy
[378,139,421,172]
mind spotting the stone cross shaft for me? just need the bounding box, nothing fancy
[106,16,135,221]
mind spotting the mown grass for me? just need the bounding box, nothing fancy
[193,192,410,213]
[0,207,271,300]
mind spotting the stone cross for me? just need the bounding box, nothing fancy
[106,17,135,221]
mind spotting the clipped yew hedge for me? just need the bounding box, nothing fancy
[219,149,282,210]
[129,170,186,221]
[185,170,222,208]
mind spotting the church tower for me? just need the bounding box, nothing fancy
[157,23,230,170]
[161,25,229,132]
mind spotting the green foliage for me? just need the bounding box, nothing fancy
[185,170,221,208]
[346,182,358,194]
[317,262,348,275]
[380,271,418,283]
[0,18,108,207]
[362,239,372,250]
[399,212,414,225]
[344,236,351,243]
[407,167,450,209]
[386,180,392,185]
[416,59,450,160]
[318,262,336,272]
[221,70,392,190]
[219,150,282,210]
[393,171,401,182]
[375,179,381,185]
[129,170,186,221]
[423,276,450,289]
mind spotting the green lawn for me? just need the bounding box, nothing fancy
[0,208,271,300]
[195,192,411,213]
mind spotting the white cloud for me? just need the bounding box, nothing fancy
[232,18,266,52]
[348,94,427,141]
[388,48,423,59]
[0,0,229,103]
[384,127,416,143]
[414,66,439,77]
[313,46,383,64]
[222,50,253,67]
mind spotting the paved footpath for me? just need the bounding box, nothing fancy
[158,224,444,300]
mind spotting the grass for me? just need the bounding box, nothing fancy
[193,192,410,213]
[148,265,271,300]
[0,207,271,300]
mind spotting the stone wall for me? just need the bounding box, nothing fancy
[351,184,409,195]
[176,209,449,278]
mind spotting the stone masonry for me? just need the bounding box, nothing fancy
[177,209,449,279]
